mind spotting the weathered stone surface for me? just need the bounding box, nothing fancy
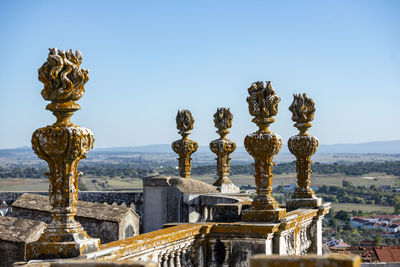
[286,198,322,211]
[0,216,46,267]
[216,183,240,194]
[12,194,139,244]
[249,254,361,267]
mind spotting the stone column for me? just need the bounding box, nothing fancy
[167,251,174,267]
[174,249,182,267]
[273,219,295,255]
[286,94,322,211]
[209,108,239,193]
[161,253,168,267]
[309,203,331,255]
[26,48,100,259]
[172,110,198,179]
[242,81,286,222]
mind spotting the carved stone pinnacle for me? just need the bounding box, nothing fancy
[287,93,321,210]
[172,110,198,179]
[209,108,236,187]
[242,81,285,222]
[27,48,99,260]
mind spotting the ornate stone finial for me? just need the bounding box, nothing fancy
[213,107,233,133]
[176,109,195,136]
[287,93,321,211]
[246,81,281,127]
[288,93,315,134]
[27,48,99,260]
[38,48,89,125]
[209,108,239,193]
[242,81,285,222]
[172,110,198,179]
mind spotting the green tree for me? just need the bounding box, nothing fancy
[334,210,350,221]
[394,195,400,214]
[374,235,382,246]
[342,180,353,187]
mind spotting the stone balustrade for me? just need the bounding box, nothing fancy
[80,203,330,266]
[88,224,203,266]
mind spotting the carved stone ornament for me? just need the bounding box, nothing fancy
[209,108,236,187]
[242,81,286,222]
[26,48,99,260]
[172,110,198,179]
[287,93,321,210]
[247,81,280,125]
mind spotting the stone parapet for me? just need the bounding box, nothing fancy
[88,204,330,266]
[92,224,204,265]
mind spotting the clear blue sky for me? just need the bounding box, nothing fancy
[0,0,399,149]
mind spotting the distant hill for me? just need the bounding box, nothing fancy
[94,140,400,154]
[317,140,400,154]
[1,140,400,155]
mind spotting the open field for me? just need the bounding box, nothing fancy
[0,178,49,191]
[1,172,399,192]
[80,175,142,191]
[193,172,400,188]
[330,203,394,213]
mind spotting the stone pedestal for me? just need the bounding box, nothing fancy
[27,235,100,260]
[216,183,240,194]
[242,208,286,223]
[286,197,322,211]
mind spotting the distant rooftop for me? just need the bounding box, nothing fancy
[0,216,46,242]
[12,194,138,223]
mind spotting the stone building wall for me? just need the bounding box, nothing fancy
[12,194,140,244]
[0,216,46,267]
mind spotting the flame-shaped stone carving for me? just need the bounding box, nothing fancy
[209,108,237,192]
[39,48,88,102]
[247,81,280,123]
[287,93,321,211]
[288,93,315,133]
[242,81,286,222]
[213,107,233,131]
[172,110,198,179]
[176,109,195,134]
[27,49,99,260]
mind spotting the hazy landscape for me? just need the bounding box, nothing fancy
[1,140,399,247]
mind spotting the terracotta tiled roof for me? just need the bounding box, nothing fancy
[375,247,400,262]
[332,246,400,263]
[330,246,379,262]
